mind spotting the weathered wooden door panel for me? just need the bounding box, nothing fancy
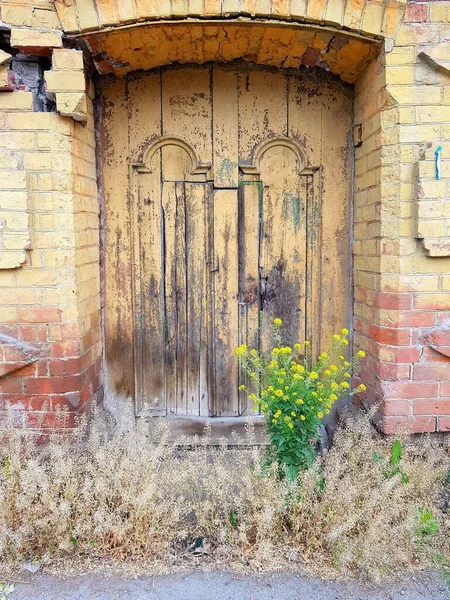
[259,145,308,354]
[100,63,353,425]
[134,157,165,416]
[213,68,239,188]
[237,181,261,417]
[238,69,288,164]
[212,189,240,416]
[133,143,212,416]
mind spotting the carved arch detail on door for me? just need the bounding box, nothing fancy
[132,135,211,180]
[240,137,319,177]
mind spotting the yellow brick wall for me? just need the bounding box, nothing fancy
[0,86,100,426]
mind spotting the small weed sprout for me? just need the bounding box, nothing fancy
[236,320,366,478]
[373,439,409,483]
[416,508,439,539]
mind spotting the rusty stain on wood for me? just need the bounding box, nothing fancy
[100,63,352,427]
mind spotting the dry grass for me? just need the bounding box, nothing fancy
[0,406,448,582]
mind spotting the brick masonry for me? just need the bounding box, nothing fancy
[0,0,449,433]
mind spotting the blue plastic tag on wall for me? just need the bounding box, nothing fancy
[435,145,442,180]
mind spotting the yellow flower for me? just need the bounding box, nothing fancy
[358,350,366,358]
[283,395,288,401]
[330,365,337,372]
[288,422,294,429]
[291,411,296,417]
[339,355,345,360]
[249,393,257,400]
[342,339,349,346]
[329,393,338,401]
[341,381,350,389]
[236,345,247,356]
[300,415,306,421]
[331,382,338,390]
[325,409,330,414]
[261,404,268,411]
[272,419,277,424]
[317,411,324,419]
[238,384,246,391]
[332,334,340,340]
[359,383,367,392]
[285,386,289,391]
[294,343,301,350]
[268,386,274,392]
[341,328,349,335]
[293,374,301,380]
[344,361,350,368]
[250,349,258,356]
[311,391,317,397]
[296,399,304,405]
[268,361,277,369]
[272,348,280,355]
[345,372,351,379]
[249,372,256,379]
[274,409,282,418]
[275,389,283,397]
[281,347,292,354]
[309,371,318,380]
[324,369,331,377]
[273,318,283,326]
[304,340,310,346]
[320,352,328,359]
[297,365,305,373]
[284,415,291,422]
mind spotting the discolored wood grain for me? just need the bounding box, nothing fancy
[213,189,240,416]
[259,145,307,355]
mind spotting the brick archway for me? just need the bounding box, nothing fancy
[54,0,405,40]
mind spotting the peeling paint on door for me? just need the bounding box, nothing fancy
[99,62,353,424]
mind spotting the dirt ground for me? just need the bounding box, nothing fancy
[8,570,449,600]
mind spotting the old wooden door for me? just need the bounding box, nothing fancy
[101,63,353,424]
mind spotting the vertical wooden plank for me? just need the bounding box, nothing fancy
[185,182,209,415]
[100,78,134,400]
[287,75,323,166]
[319,83,352,347]
[127,70,162,158]
[213,67,239,188]
[305,173,322,358]
[259,145,307,354]
[135,150,166,414]
[199,183,213,416]
[213,188,239,416]
[160,146,192,414]
[238,68,288,165]
[238,181,260,416]
[175,181,188,415]
[287,75,323,353]
[162,66,212,166]
[161,180,178,415]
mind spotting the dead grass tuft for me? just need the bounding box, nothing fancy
[0,406,448,581]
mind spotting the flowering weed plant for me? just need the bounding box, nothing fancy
[236,320,366,479]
